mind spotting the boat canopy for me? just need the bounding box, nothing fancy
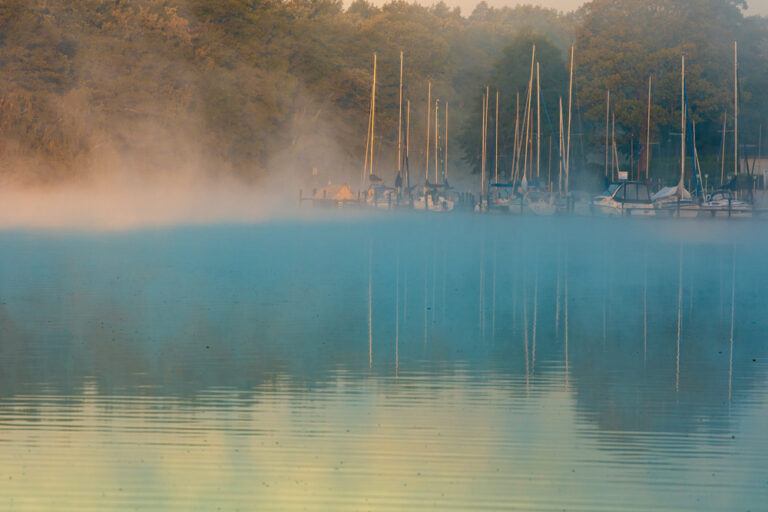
[614,182,652,202]
[652,186,691,202]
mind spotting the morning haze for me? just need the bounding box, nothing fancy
[3,0,767,217]
[2,1,768,511]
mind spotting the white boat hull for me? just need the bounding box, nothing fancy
[591,200,656,217]
[414,196,454,212]
[654,203,700,218]
[698,199,752,218]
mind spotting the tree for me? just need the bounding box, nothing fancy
[573,0,767,181]
[459,32,567,178]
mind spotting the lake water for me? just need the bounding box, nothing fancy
[1,215,766,511]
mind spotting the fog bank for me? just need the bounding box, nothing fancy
[0,173,298,230]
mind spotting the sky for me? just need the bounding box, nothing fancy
[371,0,768,17]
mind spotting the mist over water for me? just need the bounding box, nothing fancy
[1,215,767,510]
[0,173,304,229]
[0,129,360,229]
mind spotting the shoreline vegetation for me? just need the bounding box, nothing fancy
[0,0,766,192]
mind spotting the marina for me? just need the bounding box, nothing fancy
[299,184,768,218]
[3,1,768,510]
[266,40,768,219]
[303,40,768,220]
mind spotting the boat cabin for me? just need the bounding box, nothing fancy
[591,181,655,216]
[611,181,652,203]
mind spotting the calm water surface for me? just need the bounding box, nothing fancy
[0,215,766,511]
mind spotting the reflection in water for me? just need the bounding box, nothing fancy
[368,241,373,369]
[532,261,537,376]
[555,241,561,336]
[478,241,485,342]
[564,244,569,391]
[491,241,497,339]
[523,262,530,387]
[643,248,648,364]
[677,244,682,392]
[423,251,428,347]
[729,246,736,405]
[1,216,767,511]
[602,242,607,348]
[395,255,399,377]
[441,252,447,324]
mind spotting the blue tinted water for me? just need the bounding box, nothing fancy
[0,215,766,511]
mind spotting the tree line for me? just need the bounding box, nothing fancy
[0,0,764,189]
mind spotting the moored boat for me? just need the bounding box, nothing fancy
[413,183,455,212]
[652,186,699,218]
[699,190,752,218]
[591,181,655,216]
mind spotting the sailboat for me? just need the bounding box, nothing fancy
[551,46,578,215]
[699,41,752,218]
[487,88,516,213]
[700,188,751,217]
[487,46,554,215]
[591,60,655,216]
[526,61,557,216]
[413,91,455,212]
[361,53,396,209]
[653,55,701,217]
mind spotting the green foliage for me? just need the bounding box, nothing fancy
[0,0,574,183]
[574,0,768,181]
[1,0,765,188]
[459,32,567,178]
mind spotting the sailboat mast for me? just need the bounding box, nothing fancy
[692,119,703,196]
[613,112,620,176]
[513,92,520,180]
[495,91,499,183]
[611,110,616,180]
[398,51,403,174]
[406,100,411,188]
[528,103,533,180]
[522,45,536,181]
[425,81,431,182]
[720,111,727,186]
[370,53,377,177]
[566,45,574,195]
[484,86,490,193]
[362,89,373,186]
[435,98,439,184]
[605,90,610,179]
[734,41,739,177]
[362,53,376,188]
[445,102,448,182]
[537,62,541,179]
[521,97,530,182]
[481,92,485,195]
[481,88,488,198]
[559,97,564,197]
[680,55,686,191]
[646,75,652,180]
